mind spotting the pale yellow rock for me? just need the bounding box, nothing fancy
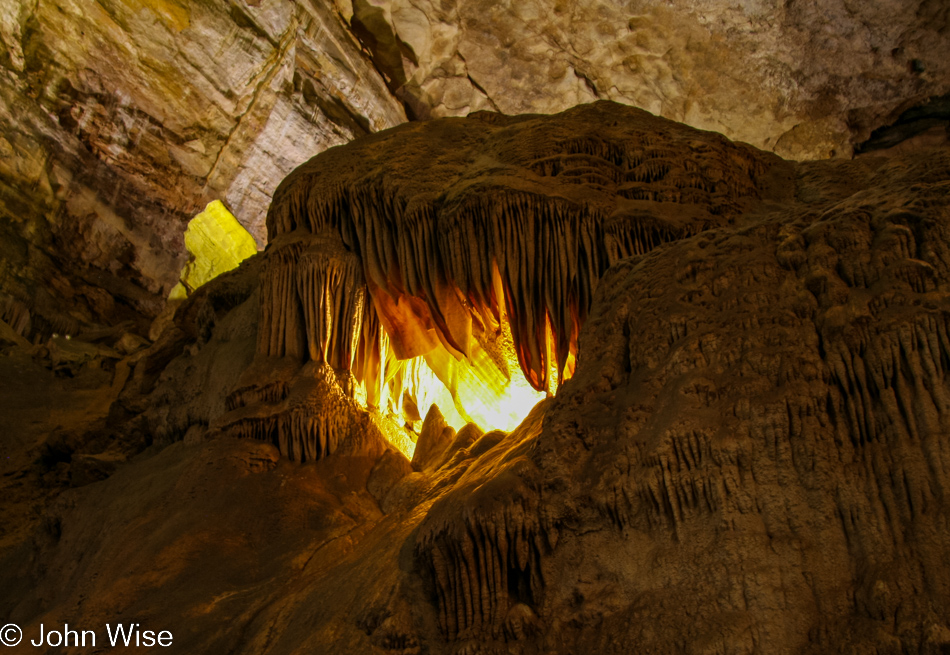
[155,201,256,339]
[177,200,258,295]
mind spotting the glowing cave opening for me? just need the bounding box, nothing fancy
[359,308,554,438]
[345,291,562,462]
[169,200,258,301]
[251,224,577,461]
[152,200,258,339]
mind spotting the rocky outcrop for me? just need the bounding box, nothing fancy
[189,102,788,467]
[510,148,950,653]
[2,100,950,655]
[264,102,784,398]
[401,146,950,653]
[857,93,950,156]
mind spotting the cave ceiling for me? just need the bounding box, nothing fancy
[0,0,948,339]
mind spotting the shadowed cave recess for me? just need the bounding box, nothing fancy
[3,101,950,655]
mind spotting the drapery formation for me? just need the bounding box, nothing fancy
[256,103,778,428]
[213,102,782,459]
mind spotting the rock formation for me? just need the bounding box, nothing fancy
[2,101,949,654]
[348,0,950,161]
[163,101,786,471]
[0,0,406,341]
[2,0,948,353]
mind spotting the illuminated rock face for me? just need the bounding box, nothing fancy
[3,101,950,655]
[2,0,948,348]
[0,0,405,339]
[221,101,788,457]
[172,201,259,299]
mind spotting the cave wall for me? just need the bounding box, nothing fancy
[0,0,405,335]
[1,0,948,340]
[3,105,950,654]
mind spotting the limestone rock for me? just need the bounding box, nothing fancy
[167,101,787,468]
[503,146,950,653]
[266,101,787,402]
[0,316,30,349]
[3,97,950,655]
[173,200,259,298]
[0,0,405,341]
[350,0,950,160]
[367,448,414,508]
[2,0,948,358]
[411,404,456,471]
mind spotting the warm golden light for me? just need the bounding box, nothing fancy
[456,366,547,433]
[254,227,579,459]
[357,300,554,450]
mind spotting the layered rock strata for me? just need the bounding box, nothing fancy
[0,0,405,341]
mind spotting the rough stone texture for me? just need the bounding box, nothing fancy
[355,0,950,160]
[186,102,787,468]
[2,0,949,350]
[265,102,787,397]
[509,149,950,653]
[857,93,950,156]
[0,0,405,338]
[2,102,950,654]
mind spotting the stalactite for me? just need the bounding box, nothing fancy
[416,489,550,641]
[0,295,31,337]
[263,103,778,400]
[213,361,392,463]
[295,234,366,371]
[257,239,307,360]
[231,103,782,463]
